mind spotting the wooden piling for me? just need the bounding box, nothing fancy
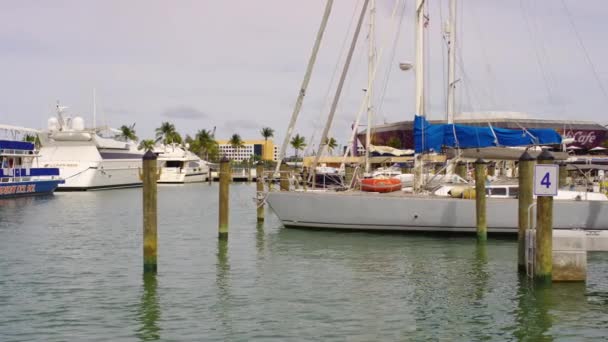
[280,163,290,191]
[345,165,354,188]
[487,162,496,177]
[517,151,535,273]
[558,162,567,188]
[141,150,159,273]
[208,166,212,185]
[535,150,555,284]
[247,160,253,183]
[218,158,230,240]
[256,163,264,223]
[456,161,467,180]
[474,158,487,241]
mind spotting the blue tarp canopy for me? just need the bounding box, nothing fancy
[414,115,562,153]
[0,140,35,151]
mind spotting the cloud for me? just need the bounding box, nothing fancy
[223,119,260,130]
[161,106,207,120]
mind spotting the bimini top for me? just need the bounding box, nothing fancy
[0,140,35,151]
[414,115,562,153]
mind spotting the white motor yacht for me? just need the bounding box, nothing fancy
[154,144,209,183]
[37,105,143,191]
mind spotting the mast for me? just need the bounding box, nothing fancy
[311,0,370,176]
[275,0,333,175]
[446,0,456,124]
[413,0,426,192]
[415,0,426,117]
[364,0,376,174]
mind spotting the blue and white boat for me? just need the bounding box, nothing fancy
[0,139,64,198]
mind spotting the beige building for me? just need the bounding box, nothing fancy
[216,139,279,162]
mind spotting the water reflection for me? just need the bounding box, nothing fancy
[136,273,161,341]
[216,239,233,336]
[473,242,488,302]
[513,276,589,340]
[255,222,265,257]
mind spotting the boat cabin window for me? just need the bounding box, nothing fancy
[490,187,507,196]
[188,161,199,168]
[509,187,519,197]
[166,160,183,168]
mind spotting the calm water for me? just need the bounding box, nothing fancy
[1,183,608,341]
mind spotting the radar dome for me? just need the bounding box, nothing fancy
[72,117,85,131]
[47,117,59,131]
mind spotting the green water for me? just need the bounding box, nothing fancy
[1,184,607,341]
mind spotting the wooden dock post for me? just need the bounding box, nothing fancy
[474,158,487,241]
[208,166,212,185]
[218,158,230,240]
[247,160,253,183]
[256,162,264,223]
[456,161,467,180]
[558,162,567,188]
[487,162,496,177]
[302,168,308,190]
[141,150,159,273]
[345,165,354,188]
[517,151,535,273]
[280,163,289,191]
[535,150,555,284]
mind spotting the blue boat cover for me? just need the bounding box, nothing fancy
[0,140,35,151]
[413,115,562,153]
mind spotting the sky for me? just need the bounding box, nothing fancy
[1,0,607,151]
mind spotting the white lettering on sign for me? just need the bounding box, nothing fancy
[534,164,558,196]
[564,130,597,146]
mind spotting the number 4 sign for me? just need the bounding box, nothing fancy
[534,164,558,196]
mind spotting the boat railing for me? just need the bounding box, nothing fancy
[0,175,62,183]
[0,148,38,157]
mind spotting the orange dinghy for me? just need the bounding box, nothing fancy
[360,178,402,193]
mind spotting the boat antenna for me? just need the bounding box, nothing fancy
[274,0,334,176]
[93,88,97,131]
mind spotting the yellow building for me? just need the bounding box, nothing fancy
[216,139,278,161]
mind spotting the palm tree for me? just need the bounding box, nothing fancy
[323,137,338,155]
[290,134,307,167]
[260,127,274,161]
[116,123,138,142]
[229,133,244,160]
[155,122,182,145]
[387,136,402,149]
[138,139,156,151]
[196,129,217,161]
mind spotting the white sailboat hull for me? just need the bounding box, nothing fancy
[266,191,608,233]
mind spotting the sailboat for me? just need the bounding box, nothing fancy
[266,0,608,233]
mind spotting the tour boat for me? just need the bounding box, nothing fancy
[0,138,64,198]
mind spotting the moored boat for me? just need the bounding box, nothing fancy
[0,139,64,198]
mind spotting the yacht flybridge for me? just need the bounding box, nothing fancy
[37,104,143,191]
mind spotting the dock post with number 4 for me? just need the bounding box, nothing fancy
[533,150,556,284]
